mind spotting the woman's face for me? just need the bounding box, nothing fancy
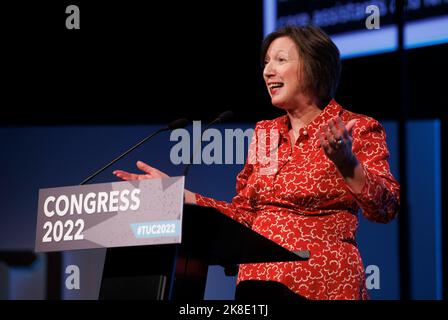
[263,36,304,110]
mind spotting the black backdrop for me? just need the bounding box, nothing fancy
[3,1,447,125]
[3,1,263,125]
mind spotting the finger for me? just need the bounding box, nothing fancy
[136,160,155,174]
[336,117,350,140]
[329,118,341,140]
[324,125,336,145]
[345,119,357,136]
[335,117,345,132]
[113,170,141,181]
[151,167,168,178]
[137,160,169,178]
[316,130,330,153]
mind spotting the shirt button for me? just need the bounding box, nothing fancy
[303,130,308,136]
[288,156,293,161]
[299,142,304,147]
[266,187,271,191]
[273,168,278,173]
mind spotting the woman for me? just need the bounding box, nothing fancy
[114,25,400,300]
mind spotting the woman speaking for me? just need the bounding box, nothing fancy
[114,25,400,300]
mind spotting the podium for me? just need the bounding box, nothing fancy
[99,204,310,300]
[34,178,310,300]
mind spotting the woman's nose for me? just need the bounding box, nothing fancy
[263,62,275,78]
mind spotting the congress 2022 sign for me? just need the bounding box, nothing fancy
[35,177,185,252]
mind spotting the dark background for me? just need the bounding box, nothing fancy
[3,1,447,125]
[3,1,264,124]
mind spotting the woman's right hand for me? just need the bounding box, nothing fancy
[113,160,169,181]
[113,160,197,204]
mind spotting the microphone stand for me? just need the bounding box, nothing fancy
[80,119,189,185]
[183,111,233,178]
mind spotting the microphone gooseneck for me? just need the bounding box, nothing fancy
[80,118,190,185]
[168,118,189,130]
[183,111,233,177]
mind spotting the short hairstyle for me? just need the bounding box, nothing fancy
[261,25,341,107]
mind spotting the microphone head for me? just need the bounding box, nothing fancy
[217,110,234,122]
[168,118,189,130]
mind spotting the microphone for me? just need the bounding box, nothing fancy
[183,111,234,177]
[208,110,234,127]
[80,118,189,185]
[167,118,189,130]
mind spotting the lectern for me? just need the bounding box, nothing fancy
[99,204,310,300]
[35,178,309,300]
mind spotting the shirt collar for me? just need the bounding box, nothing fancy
[275,99,343,139]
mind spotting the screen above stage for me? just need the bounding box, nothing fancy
[264,0,448,59]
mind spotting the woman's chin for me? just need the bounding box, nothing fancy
[271,99,288,110]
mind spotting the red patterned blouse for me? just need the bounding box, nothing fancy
[195,99,400,300]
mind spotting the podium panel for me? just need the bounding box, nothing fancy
[34,178,309,300]
[99,204,310,300]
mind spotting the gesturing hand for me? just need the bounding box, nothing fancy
[316,117,358,172]
[113,161,169,181]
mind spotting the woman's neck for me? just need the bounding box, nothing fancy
[286,99,322,133]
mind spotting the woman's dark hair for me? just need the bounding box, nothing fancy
[261,25,341,108]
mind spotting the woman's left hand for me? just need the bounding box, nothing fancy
[317,117,358,172]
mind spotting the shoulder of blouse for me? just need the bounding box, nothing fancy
[340,108,383,130]
[254,115,288,130]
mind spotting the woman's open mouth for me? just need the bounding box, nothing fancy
[268,82,284,95]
